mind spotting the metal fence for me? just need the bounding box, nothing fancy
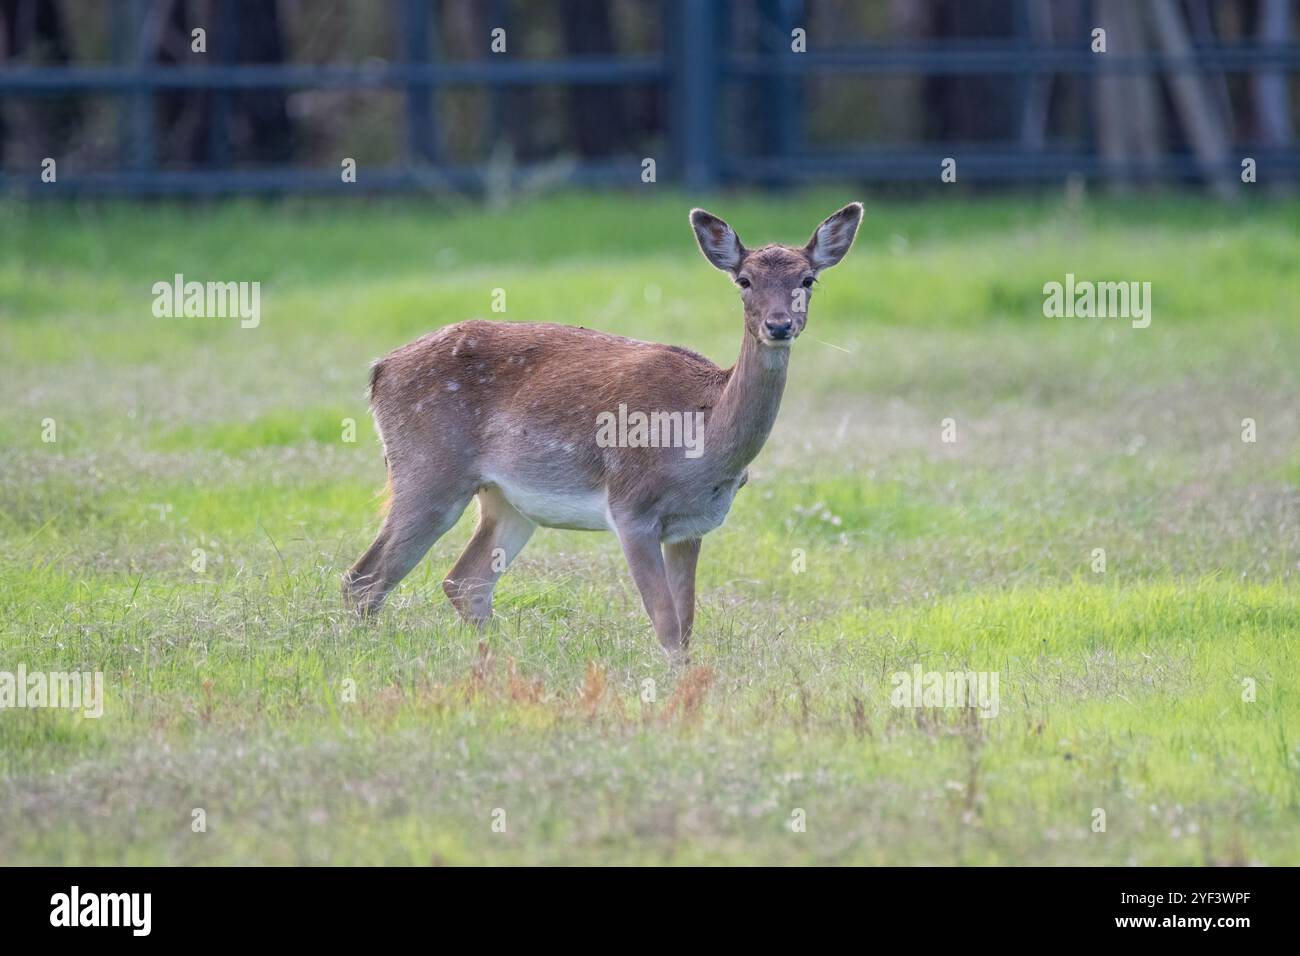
[2,0,1298,196]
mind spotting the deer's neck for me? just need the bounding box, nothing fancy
[710,329,789,474]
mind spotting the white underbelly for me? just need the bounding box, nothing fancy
[488,477,611,531]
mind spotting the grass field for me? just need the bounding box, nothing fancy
[1,189,1298,865]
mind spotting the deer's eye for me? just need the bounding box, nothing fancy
[801,276,816,289]
[736,276,751,289]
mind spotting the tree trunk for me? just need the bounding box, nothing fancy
[1094,0,1163,191]
[1145,0,1236,199]
[1253,0,1294,194]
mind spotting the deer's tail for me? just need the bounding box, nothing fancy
[367,357,395,518]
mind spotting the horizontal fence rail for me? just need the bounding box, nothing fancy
[0,58,668,92]
[725,44,1300,75]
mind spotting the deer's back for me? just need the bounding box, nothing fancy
[369,320,730,528]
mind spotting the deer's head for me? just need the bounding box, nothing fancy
[690,202,863,348]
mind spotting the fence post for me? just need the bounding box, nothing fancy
[673,0,719,190]
[402,0,437,166]
[113,0,154,173]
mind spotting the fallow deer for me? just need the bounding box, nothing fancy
[344,203,863,660]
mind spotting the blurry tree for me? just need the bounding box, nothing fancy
[882,0,928,145]
[1253,0,1294,193]
[1094,0,1163,187]
[0,0,83,164]
[923,0,1017,142]
[154,0,292,167]
[561,0,627,156]
[1146,0,1235,198]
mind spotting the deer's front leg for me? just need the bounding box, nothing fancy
[614,519,684,660]
[663,538,700,650]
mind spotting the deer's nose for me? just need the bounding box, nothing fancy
[763,315,794,340]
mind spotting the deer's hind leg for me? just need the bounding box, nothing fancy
[443,486,536,625]
[344,466,477,618]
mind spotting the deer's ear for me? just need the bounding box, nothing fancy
[805,202,863,271]
[690,208,745,273]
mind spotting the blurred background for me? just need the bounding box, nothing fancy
[1,0,1297,197]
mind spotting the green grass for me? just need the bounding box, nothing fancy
[1,188,1298,864]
